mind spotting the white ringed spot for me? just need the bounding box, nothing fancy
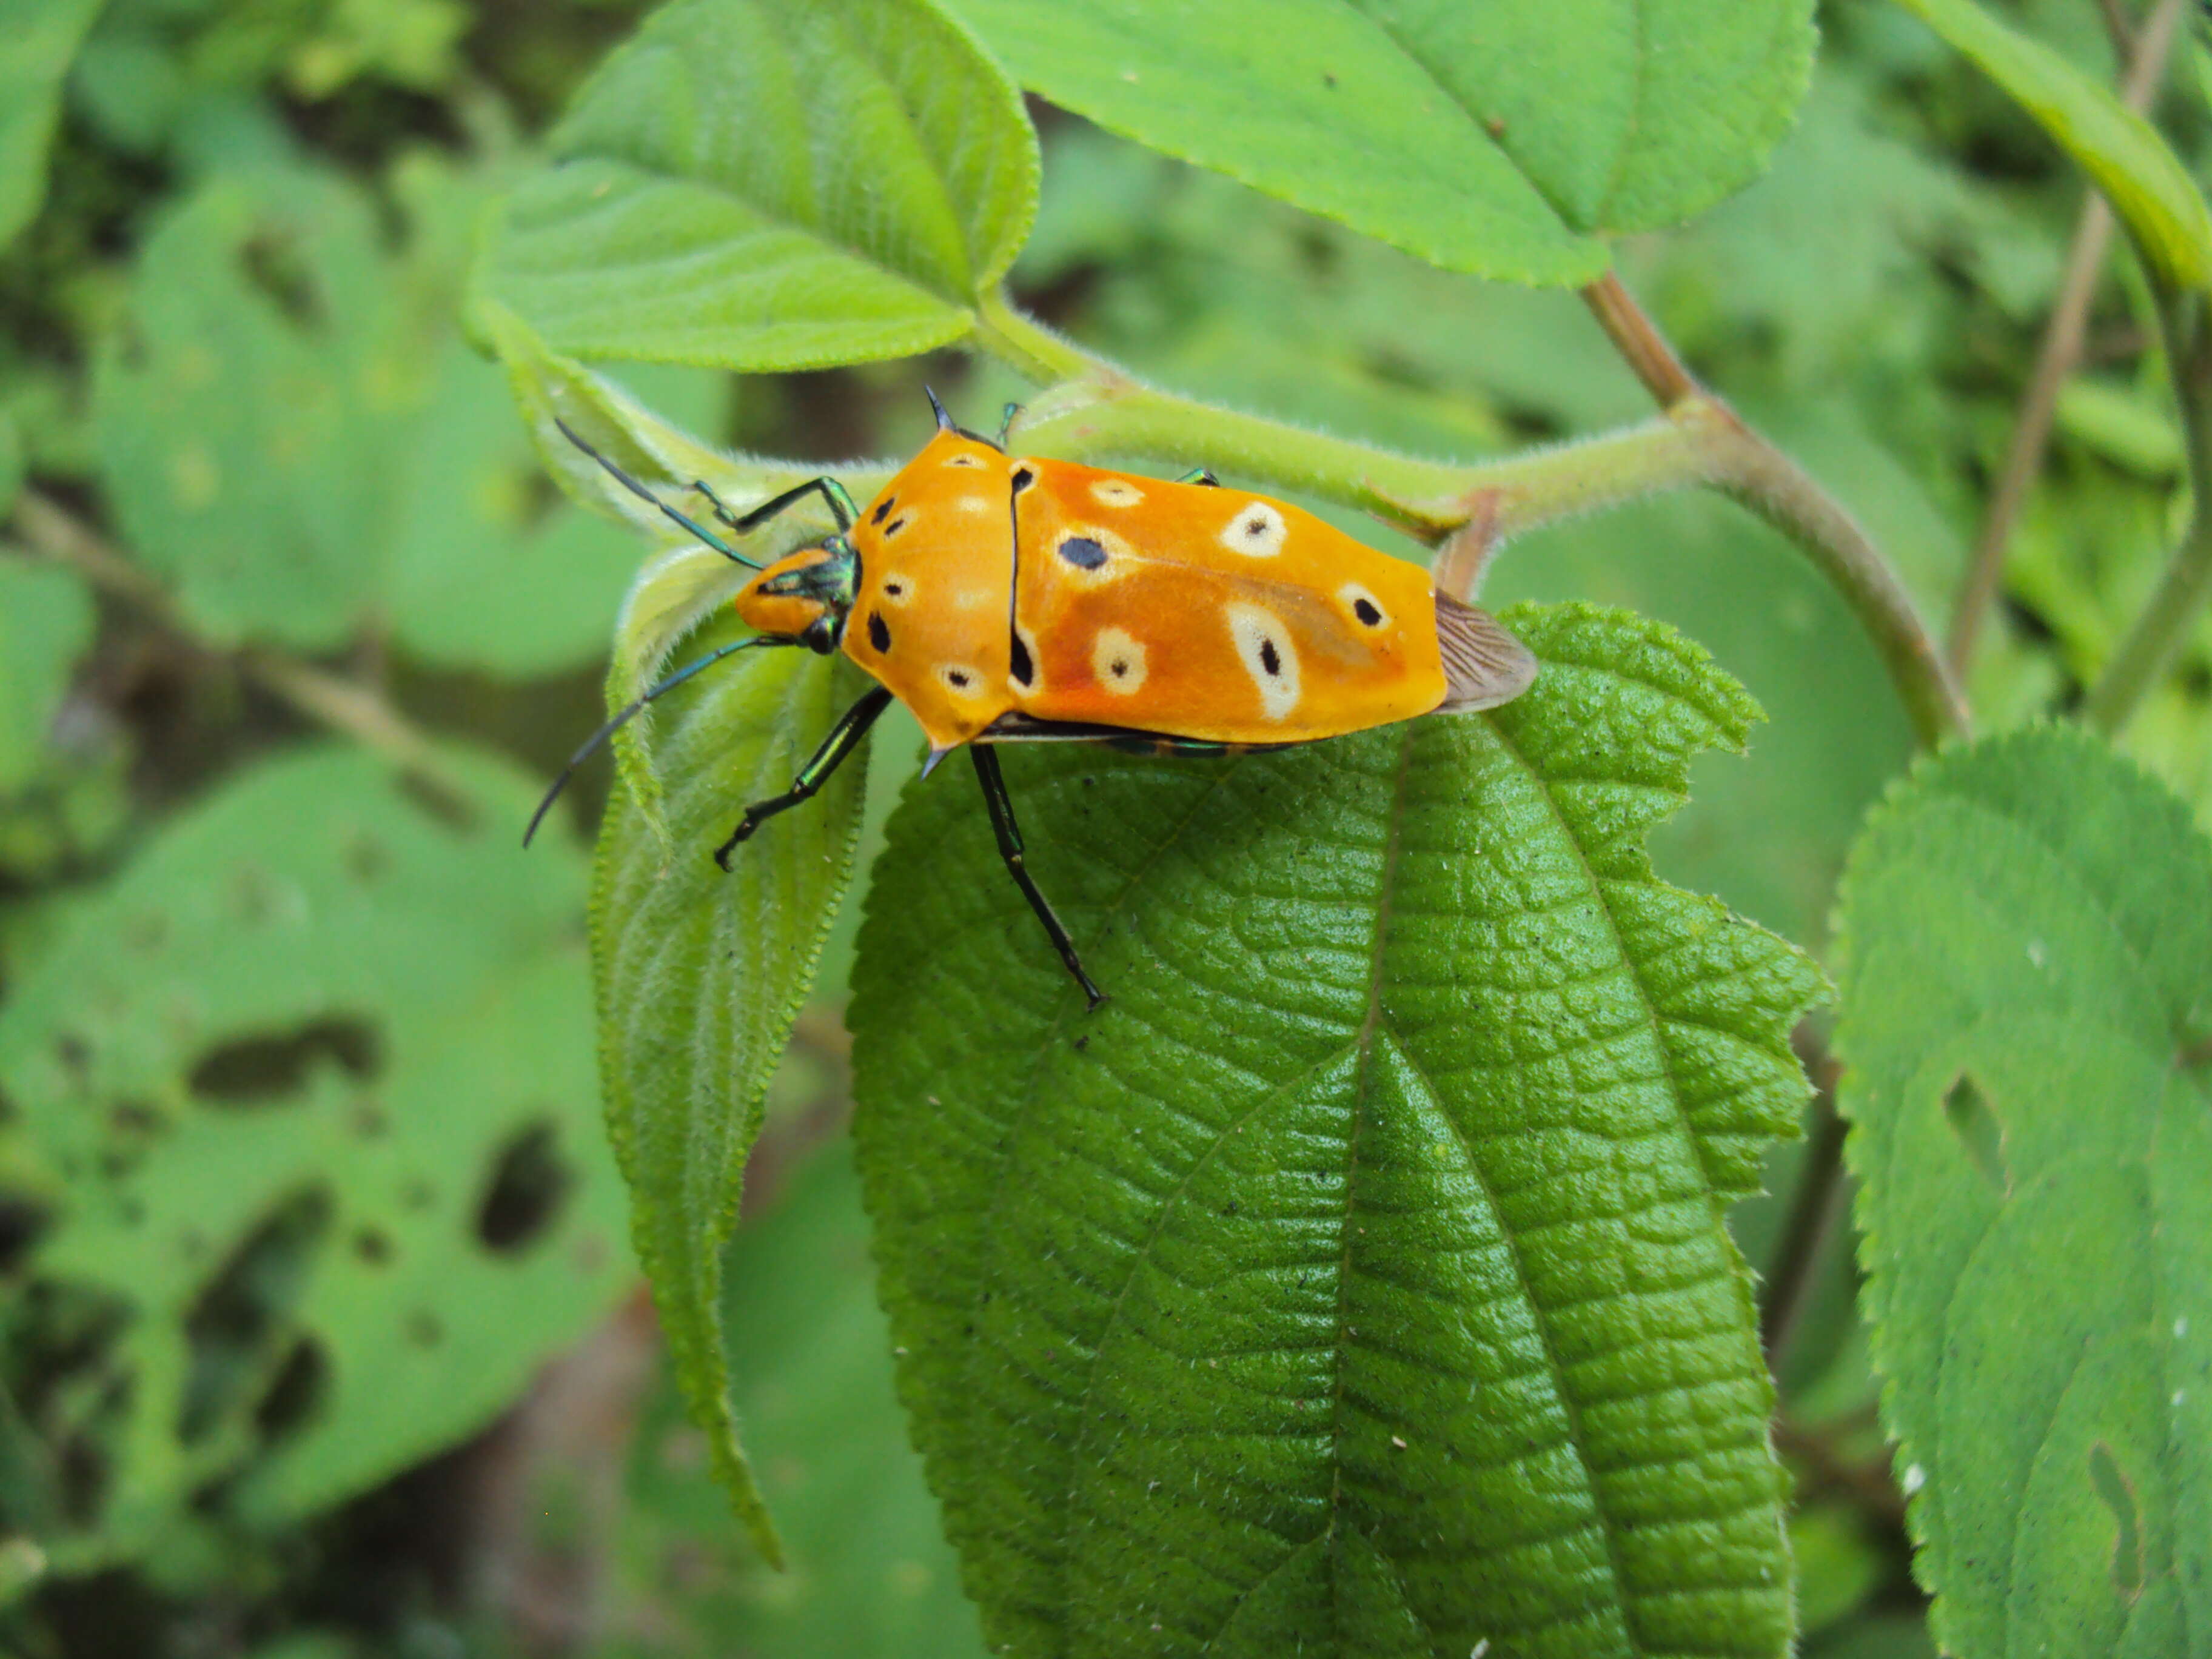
[1050,523,1135,584]
[1338,581,1390,631]
[877,573,916,607]
[1221,500,1287,557]
[937,663,985,697]
[1090,477,1145,508]
[1225,603,1301,720]
[944,453,986,469]
[1092,628,1148,695]
[955,493,996,514]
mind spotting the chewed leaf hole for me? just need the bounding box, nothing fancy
[1942,1071,2008,1193]
[189,1017,381,1107]
[238,229,324,329]
[181,1188,332,1444]
[476,1120,572,1256]
[2090,1442,2144,1601]
[256,1336,328,1443]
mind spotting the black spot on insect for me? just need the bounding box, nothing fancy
[1244,516,1269,537]
[1010,631,1034,686]
[871,496,895,525]
[1011,465,1036,493]
[868,611,891,653]
[1353,597,1382,626]
[885,515,908,537]
[1110,659,1130,679]
[946,668,971,688]
[883,579,906,598]
[1259,637,1282,677]
[1059,535,1107,570]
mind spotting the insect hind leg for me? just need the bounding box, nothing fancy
[714,688,893,868]
[970,747,1107,1010]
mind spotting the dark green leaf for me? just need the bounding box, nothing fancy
[853,603,1821,1657]
[0,747,631,1564]
[592,623,877,1566]
[1835,725,2212,1658]
[1894,0,2212,291]
[943,0,1817,285]
[480,0,1039,370]
[0,0,106,250]
[606,1145,985,1657]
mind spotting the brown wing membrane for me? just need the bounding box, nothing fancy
[1433,592,1538,713]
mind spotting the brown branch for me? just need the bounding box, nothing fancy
[10,490,475,817]
[1583,272,1699,409]
[1946,0,2188,674]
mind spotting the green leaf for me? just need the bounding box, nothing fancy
[479,0,1039,371]
[93,167,412,649]
[851,603,1822,1657]
[1835,725,2212,1659]
[0,555,95,795]
[592,622,877,1567]
[0,0,106,250]
[942,0,1818,286]
[606,1143,986,1658]
[0,747,631,1566]
[1892,0,2212,292]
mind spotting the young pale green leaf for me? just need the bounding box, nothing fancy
[0,557,95,794]
[0,0,106,251]
[851,603,1822,1658]
[480,0,1038,371]
[483,298,893,842]
[1834,726,2212,1659]
[0,746,631,1567]
[592,622,877,1568]
[1893,0,2212,291]
[940,0,1817,286]
[607,1145,985,1657]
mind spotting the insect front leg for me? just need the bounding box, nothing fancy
[714,687,893,869]
[970,746,1107,1011]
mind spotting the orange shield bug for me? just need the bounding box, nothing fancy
[529,391,1537,1009]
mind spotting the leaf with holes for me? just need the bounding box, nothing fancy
[1893,0,2212,292]
[940,0,1817,286]
[1834,726,2212,1658]
[478,0,1038,371]
[593,617,877,1566]
[851,602,1823,1658]
[0,747,630,1571]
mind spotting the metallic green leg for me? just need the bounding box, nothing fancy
[1173,466,1220,486]
[971,746,1107,1010]
[714,688,893,868]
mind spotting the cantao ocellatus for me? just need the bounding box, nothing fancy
[528,392,1537,1008]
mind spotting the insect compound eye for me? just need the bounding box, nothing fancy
[1221,501,1287,557]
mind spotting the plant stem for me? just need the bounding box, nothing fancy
[1948,0,2187,674]
[1760,1075,1848,1373]
[1577,275,1971,746]
[10,489,475,814]
[2085,285,2212,729]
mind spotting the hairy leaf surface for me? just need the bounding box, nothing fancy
[942,0,1817,284]
[0,748,629,1567]
[592,620,875,1566]
[1894,0,2212,291]
[481,0,1038,370]
[851,604,1820,1658]
[1835,726,2212,1658]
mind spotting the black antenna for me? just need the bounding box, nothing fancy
[523,637,783,846]
[554,419,762,569]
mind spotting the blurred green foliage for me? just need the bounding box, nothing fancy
[1,0,2210,1654]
